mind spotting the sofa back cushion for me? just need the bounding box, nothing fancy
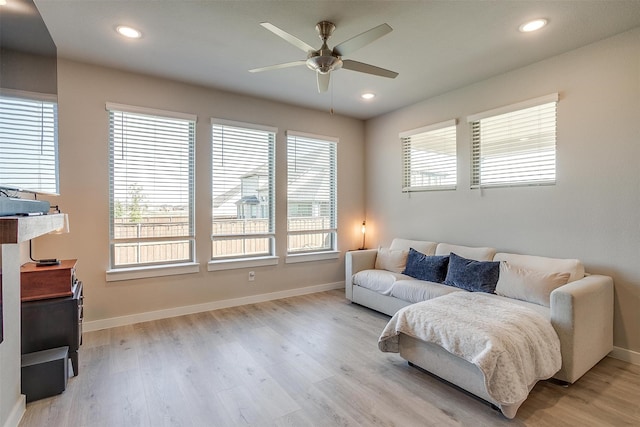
[390,238,437,255]
[493,252,585,283]
[436,243,496,261]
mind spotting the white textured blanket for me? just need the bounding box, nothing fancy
[378,292,561,418]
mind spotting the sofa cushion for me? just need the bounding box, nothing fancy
[374,247,408,273]
[403,248,449,283]
[444,252,500,293]
[390,279,463,304]
[353,269,411,295]
[493,252,585,283]
[390,238,437,256]
[495,262,570,307]
[436,243,496,261]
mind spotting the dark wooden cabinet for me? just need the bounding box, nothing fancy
[21,281,83,376]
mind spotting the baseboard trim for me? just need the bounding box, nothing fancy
[84,281,343,332]
[3,395,25,427]
[608,346,640,365]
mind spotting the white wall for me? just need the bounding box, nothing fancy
[0,49,57,95]
[0,245,25,427]
[365,28,640,355]
[35,59,365,325]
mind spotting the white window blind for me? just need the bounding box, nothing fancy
[401,119,457,192]
[0,93,58,195]
[287,131,337,254]
[469,94,558,188]
[108,104,196,268]
[211,120,276,259]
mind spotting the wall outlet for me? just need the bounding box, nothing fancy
[248,271,255,281]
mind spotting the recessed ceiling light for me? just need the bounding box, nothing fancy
[0,0,7,6]
[116,25,142,39]
[519,19,548,33]
[361,93,376,100]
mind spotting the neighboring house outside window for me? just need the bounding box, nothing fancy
[0,91,58,195]
[107,103,196,270]
[286,131,337,255]
[211,120,276,260]
[469,93,558,188]
[400,119,457,192]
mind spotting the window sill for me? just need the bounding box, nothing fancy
[208,256,279,271]
[285,251,340,264]
[403,185,456,192]
[106,262,200,282]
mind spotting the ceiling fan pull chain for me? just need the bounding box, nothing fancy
[330,77,334,116]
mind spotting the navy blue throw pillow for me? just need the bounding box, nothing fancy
[443,252,500,293]
[402,248,449,283]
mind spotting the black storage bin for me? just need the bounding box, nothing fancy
[21,346,69,402]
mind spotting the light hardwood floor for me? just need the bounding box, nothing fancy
[20,290,640,427]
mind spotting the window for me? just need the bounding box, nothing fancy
[108,103,196,269]
[0,91,58,194]
[401,119,457,191]
[287,131,337,254]
[211,120,276,259]
[469,94,558,188]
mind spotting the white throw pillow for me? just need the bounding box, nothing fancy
[493,252,584,283]
[374,247,408,273]
[495,262,570,307]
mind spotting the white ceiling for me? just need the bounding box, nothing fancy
[33,0,640,120]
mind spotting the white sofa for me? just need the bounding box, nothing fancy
[345,238,614,401]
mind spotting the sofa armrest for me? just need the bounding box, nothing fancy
[550,274,614,383]
[345,249,378,300]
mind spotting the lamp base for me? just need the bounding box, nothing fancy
[36,259,60,267]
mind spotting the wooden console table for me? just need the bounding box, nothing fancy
[0,214,65,244]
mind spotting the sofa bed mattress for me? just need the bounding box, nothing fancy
[483,293,549,318]
[379,292,561,419]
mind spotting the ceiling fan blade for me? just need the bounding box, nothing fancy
[249,60,306,73]
[333,23,393,57]
[317,72,330,93]
[260,22,315,53]
[342,59,398,78]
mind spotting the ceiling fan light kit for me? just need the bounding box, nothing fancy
[250,20,398,93]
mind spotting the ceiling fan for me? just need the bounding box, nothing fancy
[249,21,399,93]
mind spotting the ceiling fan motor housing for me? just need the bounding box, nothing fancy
[306,48,342,74]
